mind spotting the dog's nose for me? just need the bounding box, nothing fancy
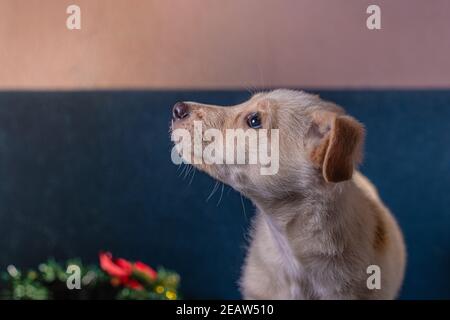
[172,102,190,120]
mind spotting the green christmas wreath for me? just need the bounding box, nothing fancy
[0,252,180,300]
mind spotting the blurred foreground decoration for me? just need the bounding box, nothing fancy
[0,252,180,300]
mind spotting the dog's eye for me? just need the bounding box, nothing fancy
[247,112,262,129]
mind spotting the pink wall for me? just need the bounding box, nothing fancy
[1,0,450,89]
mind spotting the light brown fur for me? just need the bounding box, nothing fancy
[171,89,406,299]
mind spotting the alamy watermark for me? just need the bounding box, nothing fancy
[64,4,380,31]
[366,265,381,290]
[171,121,280,175]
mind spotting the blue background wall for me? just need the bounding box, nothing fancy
[0,90,449,299]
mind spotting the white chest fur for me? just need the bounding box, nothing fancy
[262,214,304,299]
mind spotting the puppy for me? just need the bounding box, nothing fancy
[170,89,406,299]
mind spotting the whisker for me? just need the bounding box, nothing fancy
[188,166,197,186]
[183,164,193,180]
[216,183,225,206]
[243,83,258,96]
[206,181,220,202]
[178,163,185,176]
[178,163,187,177]
[240,194,248,221]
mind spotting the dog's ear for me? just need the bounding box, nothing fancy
[307,111,365,183]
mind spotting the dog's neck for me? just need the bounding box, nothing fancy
[253,178,358,256]
[249,179,359,298]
